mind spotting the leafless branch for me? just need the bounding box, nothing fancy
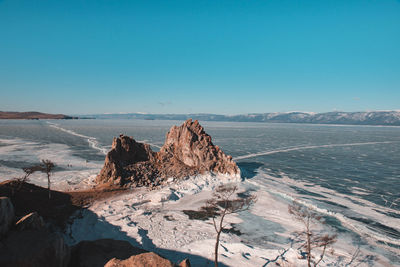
[288,201,337,267]
[200,184,257,267]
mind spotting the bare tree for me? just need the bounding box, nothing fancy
[288,201,337,267]
[39,159,55,199]
[202,184,257,267]
[10,160,55,199]
[12,165,42,195]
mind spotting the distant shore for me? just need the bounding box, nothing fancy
[0,111,79,120]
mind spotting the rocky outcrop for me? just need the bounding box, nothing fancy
[159,119,238,176]
[96,119,239,187]
[97,135,155,186]
[69,239,190,267]
[68,239,147,267]
[0,197,14,235]
[104,252,175,267]
[104,252,190,267]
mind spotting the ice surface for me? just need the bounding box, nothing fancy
[0,137,101,190]
[234,141,398,161]
[2,119,400,266]
[47,122,108,155]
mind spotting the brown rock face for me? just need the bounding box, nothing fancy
[160,119,238,176]
[96,119,239,187]
[68,239,147,267]
[104,252,174,267]
[97,135,155,186]
[69,239,189,267]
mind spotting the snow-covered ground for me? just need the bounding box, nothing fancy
[64,174,396,267]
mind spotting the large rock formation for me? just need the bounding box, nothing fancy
[96,119,239,187]
[97,136,155,186]
[159,119,238,176]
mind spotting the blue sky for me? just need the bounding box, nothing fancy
[0,0,399,115]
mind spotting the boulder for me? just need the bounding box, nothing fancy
[68,239,147,267]
[0,196,14,235]
[96,119,240,187]
[0,229,69,267]
[104,252,174,267]
[15,211,45,231]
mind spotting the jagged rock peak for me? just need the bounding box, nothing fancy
[96,135,155,186]
[161,119,238,175]
[96,119,240,188]
[109,134,154,164]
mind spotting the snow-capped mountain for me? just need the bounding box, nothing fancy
[83,111,400,126]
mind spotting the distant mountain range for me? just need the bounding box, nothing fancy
[2,110,399,125]
[0,111,77,120]
[82,111,400,126]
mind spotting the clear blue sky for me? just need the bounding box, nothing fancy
[0,0,399,115]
